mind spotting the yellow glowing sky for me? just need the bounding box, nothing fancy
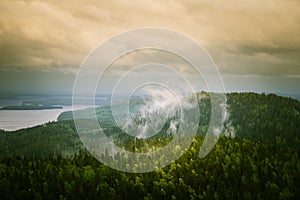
[0,0,299,95]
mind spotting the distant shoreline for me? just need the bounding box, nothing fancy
[1,105,63,110]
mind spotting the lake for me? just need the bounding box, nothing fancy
[0,106,88,131]
[0,95,111,131]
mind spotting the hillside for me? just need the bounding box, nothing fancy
[0,92,299,158]
[1,92,300,158]
[0,92,299,199]
[0,121,81,157]
[59,92,300,150]
[226,93,300,149]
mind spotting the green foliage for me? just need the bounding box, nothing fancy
[0,92,300,199]
[0,121,82,157]
[0,136,299,199]
[226,93,300,150]
[58,92,300,150]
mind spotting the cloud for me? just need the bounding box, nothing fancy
[0,0,299,78]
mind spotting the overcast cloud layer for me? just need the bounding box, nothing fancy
[0,0,299,94]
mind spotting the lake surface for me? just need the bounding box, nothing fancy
[0,106,88,131]
[0,95,112,131]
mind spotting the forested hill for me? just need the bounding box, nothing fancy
[0,92,299,157]
[58,92,300,150]
[226,93,300,149]
[0,92,299,199]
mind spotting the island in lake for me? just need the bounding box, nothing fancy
[1,102,63,110]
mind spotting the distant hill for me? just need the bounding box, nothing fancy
[1,104,63,110]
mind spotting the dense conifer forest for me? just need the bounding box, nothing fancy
[0,92,299,199]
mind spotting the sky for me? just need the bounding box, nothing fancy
[0,0,300,96]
